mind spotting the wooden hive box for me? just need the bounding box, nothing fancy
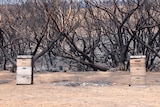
[130,58,146,67]
[130,55,146,86]
[17,67,32,75]
[17,55,32,67]
[130,66,146,76]
[130,55,146,76]
[16,75,33,84]
[16,55,33,85]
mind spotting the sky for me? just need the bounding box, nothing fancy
[0,0,109,5]
[0,0,27,4]
[0,0,84,4]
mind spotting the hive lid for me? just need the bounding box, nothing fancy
[130,55,146,59]
[17,55,32,59]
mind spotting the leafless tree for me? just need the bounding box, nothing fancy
[85,0,160,71]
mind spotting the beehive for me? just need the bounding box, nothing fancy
[130,55,146,86]
[130,66,146,76]
[16,55,33,85]
[17,58,32,67]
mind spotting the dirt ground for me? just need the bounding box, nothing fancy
[0,71,160,107]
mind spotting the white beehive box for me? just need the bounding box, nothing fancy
[16,75,33,84]
[17,58,32,67]
[16,55,33,85]
[130,55,146,86]
[17,67,32,75]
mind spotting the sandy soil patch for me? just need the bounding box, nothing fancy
[0,71,160,107]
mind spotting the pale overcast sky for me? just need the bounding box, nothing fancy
[0,0,84,4]
[0,0,27,4]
